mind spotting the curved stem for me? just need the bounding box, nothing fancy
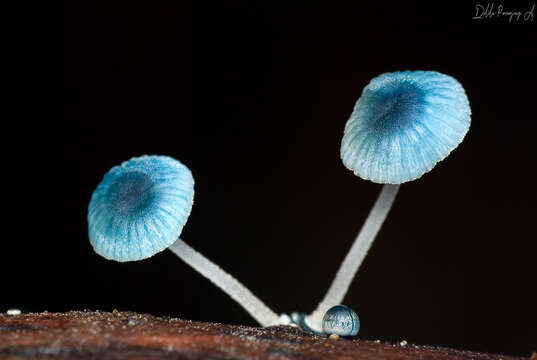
[306,184,400,332]
[168,238,280,327]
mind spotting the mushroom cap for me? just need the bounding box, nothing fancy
[340,71,471,184]
[322,305,360,337]
[88,155,194,262]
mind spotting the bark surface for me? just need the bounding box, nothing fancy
[0,311,526,360]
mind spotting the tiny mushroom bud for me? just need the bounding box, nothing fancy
[88,155,280,326]
[307,71,471,332]
[322,305,360,337]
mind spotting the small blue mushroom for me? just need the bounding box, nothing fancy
[87,155,280,326]
[88,155,194,262]
[322,305,360,337]
[341,70,470,184]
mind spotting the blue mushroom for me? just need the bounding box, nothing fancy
[88,155,194,262]
[307,71,471,333]
[341,70,470,184]
[87,155,281,326]
[322,305,360,337]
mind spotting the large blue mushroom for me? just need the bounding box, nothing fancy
[341,70,470,184]
[307,71,471,332]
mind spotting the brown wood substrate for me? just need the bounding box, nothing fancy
[0,311,528,359]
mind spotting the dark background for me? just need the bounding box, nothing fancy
[9,1,537,357]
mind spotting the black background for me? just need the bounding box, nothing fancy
[9,1,537,357]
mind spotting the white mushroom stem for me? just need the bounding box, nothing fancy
[306,184,400,332]
[168,238,280,327]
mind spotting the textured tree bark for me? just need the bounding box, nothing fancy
[0,311,526,360]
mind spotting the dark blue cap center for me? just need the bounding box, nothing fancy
[365,80,425,135]
[107,171,155,216]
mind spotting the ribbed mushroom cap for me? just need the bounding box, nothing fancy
[88,155,194,262]
[340,71,471,184]
[322,305,360,337]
